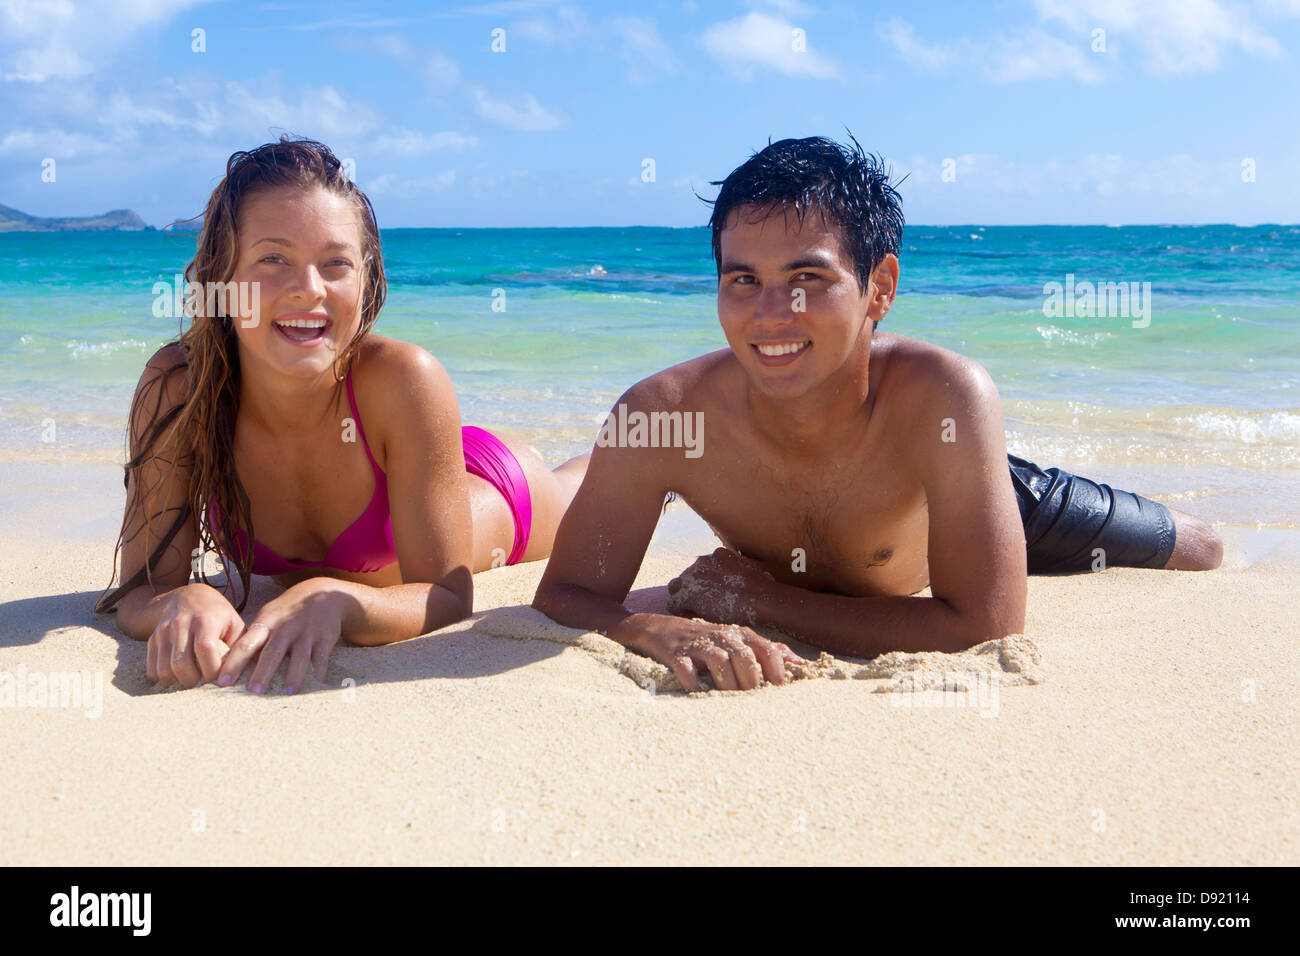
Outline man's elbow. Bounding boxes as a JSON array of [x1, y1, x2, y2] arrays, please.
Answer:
[[531, 579, 589, 628], [940, 599, 1024, 652], [961, 608, 1025, 649], [530, 581, 559, 619]]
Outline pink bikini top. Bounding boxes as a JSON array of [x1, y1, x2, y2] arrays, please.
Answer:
[[209, 373, 397, 575]]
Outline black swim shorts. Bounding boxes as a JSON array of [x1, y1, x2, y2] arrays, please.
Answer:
[[1008, 454, 1177, 574]]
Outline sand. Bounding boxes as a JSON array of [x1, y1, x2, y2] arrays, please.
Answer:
[[1, 463, 1297, 865]]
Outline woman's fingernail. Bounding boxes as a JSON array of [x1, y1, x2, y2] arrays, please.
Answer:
[[249, 682, 263, 694], [217, 675, 232, 687], [284, 686, 296, 696]]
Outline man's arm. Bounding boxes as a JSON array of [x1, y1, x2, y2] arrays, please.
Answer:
[[532, 384, 674, 634], [671, 355, 1027, 657], [533, 382, 799, 691]]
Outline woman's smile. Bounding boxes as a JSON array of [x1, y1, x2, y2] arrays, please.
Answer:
[[272, 311, 332, 346]]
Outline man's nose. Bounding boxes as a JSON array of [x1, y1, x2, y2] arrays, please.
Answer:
[[753, 282, 798, 324]]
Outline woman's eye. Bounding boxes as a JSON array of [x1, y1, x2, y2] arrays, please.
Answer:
[[259, 254, 284, 264], [327, 259, 353, 268]]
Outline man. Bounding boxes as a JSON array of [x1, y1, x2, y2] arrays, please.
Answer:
[[532, 136, 1222, 693]]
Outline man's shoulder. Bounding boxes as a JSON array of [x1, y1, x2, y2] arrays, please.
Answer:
[[618, 348, 737, 412], [878, 334, 999, 406]]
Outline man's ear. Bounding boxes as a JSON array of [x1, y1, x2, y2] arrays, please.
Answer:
[[867, 254, 899, 324]]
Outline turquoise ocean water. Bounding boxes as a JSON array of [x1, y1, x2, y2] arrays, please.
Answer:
[[1, 225, 1297, 527]]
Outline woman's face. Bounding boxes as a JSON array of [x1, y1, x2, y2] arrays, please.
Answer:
[[230, 185, 366, 382]]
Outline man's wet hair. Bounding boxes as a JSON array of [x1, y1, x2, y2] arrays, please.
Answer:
[[704, 134, 904, 329]]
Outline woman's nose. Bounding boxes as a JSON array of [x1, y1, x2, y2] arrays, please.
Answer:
[[287, 263, 326, 301]]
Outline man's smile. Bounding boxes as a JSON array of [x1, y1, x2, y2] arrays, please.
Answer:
[[752, 339, 811, 364]]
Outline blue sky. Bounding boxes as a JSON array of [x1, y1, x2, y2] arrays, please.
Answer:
[[3, 0, 1299, 227]]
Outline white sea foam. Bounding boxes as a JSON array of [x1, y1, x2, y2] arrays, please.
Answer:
[[1174, 410, 1300, 445], [66, 339, 150, 359], [1034, 325, 1113, 347]]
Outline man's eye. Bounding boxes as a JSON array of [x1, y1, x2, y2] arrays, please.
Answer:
[[734, 275, 755, 284], [793, 272, 819, 281]]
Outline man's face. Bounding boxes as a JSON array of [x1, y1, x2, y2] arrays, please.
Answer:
[[717, 204, 890, 400]]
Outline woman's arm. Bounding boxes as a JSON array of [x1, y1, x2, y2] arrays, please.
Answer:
[[110, 346, 248, 685], [111, 345, 199, 638], [216, 342, 476, 692], [364, 339, 475, 632]]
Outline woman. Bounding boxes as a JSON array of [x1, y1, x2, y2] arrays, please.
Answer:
[[97, 137, 588, 694]]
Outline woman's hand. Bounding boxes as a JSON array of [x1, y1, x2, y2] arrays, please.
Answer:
[[146, 584, 242, 688], [217, 578, 348, 695]]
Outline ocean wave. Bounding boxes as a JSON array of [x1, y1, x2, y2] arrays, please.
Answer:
[[1034, 325, 1114, 347], [66, 339, 150, 359], [1005, 430, 1299, 471], [1173, 410, 1300, 445]]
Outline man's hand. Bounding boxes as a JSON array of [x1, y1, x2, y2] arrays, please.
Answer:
[[217, 578, 347, 695], [612, 611, 802, 692], [666, 547, 775, 626]]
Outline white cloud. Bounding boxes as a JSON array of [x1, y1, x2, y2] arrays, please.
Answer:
[[700, 11, 839, 80], [512, 5, 590, 44], [1033, 0, 1283, 75], [878, 18, 952, 70], [424, 51, 462, 90], [0, 126, 113, 157], [608, 15, 680, 83], [469, 86, 567, 131], [219, 79, 387, 143], [370, 130, 479, 156], [510, 6, 678, 83], [985, 27, 1106, 84], [882, 0, 1295, 85], [0, 68, 479, 167], [321, 35, 564, 133], [0, 0, 211, 83], [364, 170, 457, 199], [881, 19, 1103, 84], [335, 32, 413, 60], [745, 0, 815, 17], [903, 151, 1241, 202]]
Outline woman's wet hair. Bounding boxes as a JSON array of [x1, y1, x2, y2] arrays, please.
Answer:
[[703, 133, 905, 327], [97, 136, 386, 613]]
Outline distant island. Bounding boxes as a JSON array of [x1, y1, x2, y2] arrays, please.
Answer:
[[0, 203, 152, 232]]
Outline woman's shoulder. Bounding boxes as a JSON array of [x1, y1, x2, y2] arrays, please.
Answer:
[[352, 335, 451, 392], [350, 335, 459, 425], [135, 342, 189, 403], [144, 341, 188, 373]]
